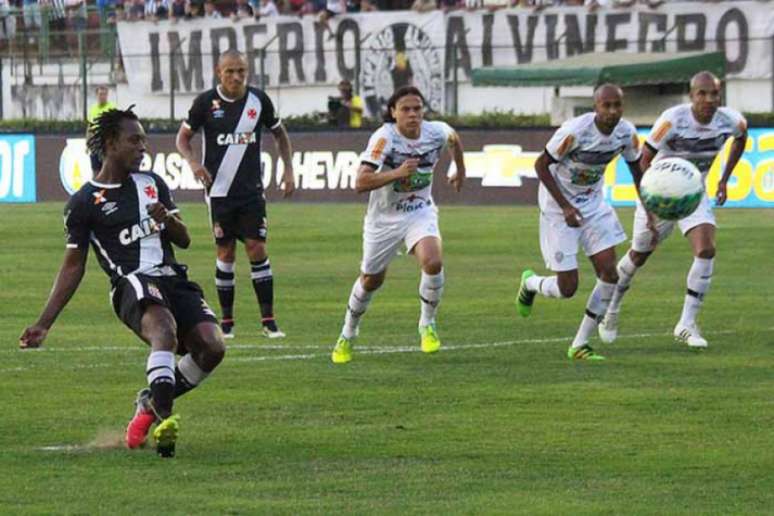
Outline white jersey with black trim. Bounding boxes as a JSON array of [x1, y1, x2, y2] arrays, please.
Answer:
[[542, 112, 640, 217], [645, 103, 747, 175], [360, 120, 455, 226]]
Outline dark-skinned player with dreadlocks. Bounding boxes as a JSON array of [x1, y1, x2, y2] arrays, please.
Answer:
[[19, 107, 226, 458]]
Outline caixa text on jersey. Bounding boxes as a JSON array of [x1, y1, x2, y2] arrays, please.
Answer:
[[216, 132, 257, 146]]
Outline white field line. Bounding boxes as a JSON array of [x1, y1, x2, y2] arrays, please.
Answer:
[[4, 327, 771, 374]]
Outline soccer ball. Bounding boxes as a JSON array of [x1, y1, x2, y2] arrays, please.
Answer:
[[640, 157, 704, 220]]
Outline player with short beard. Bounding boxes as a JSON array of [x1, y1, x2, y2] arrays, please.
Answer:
[[176, 49, 295, 341], [20, 107, 225, 458]]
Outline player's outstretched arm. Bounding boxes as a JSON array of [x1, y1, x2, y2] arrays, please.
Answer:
[[19, 248, 88, 349], [355, 160, 416, 193], [271, 124, 295, 198], [716, 131, 748, 206], [446, 131, 465, 192], [176, 124, 212, 189], [534, 152, 582, 227]]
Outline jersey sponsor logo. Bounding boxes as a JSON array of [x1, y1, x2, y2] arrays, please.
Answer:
[[211, 99, 225, 119], [119, 218, 160, 246], [392, 193, 432, 213], [216, 132, 257, 146], [147, 282, 163, 300], [651, 121, 672, 143]]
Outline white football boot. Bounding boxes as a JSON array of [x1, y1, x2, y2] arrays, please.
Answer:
[[674, 322, 708, 349]]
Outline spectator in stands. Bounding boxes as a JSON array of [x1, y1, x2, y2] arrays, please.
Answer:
[[23, 0, 41, 31], [169, 0, 186, 20], [230, 0, 253, 19], [0, 0, 17, 40], [187, 0, 204, 17], [145, 0, 170, 20], [203, 0, 221, 17], [411, 0, 434, 13], [317, 0, 344, 39], [257, 0, 278, 16], [438, 0, 460, 12], [128, 0, 146, 19]]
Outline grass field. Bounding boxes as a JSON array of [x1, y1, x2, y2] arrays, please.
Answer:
[[1, 202, 773, 514]]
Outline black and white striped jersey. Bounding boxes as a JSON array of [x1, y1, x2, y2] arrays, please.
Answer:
[[183, 85, 280, 199], [64, 172, 183, 284]]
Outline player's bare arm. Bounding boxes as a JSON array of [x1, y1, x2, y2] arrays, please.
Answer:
[[355, 159, 417, 193], [19, 248, 88, 349], [534, 152, 582, 227], [716, 131, 747, 206], [446, 131, 465, 192], [176, 124, 212, 188], [639, 143, 656, 175], [147, 202, 191, 249], [271, 124, 295, 198]]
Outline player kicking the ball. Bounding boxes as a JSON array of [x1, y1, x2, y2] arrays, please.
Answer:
[[598, 71, 747, 349], [330, 86, 466, 364], [517, 84, 644, 361], [19, 107, 225, 457]]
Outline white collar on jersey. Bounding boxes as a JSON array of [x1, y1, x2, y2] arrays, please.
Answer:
[[89, 179, 122, 189], [216, 85, 247, 103]]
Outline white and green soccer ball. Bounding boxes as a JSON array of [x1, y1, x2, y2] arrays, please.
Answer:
[[640, 157, 704, 220]]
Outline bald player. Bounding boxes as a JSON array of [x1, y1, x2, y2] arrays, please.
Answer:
[[177, 49, 295, 340], [598, 71, 747, 349], [517, 84, 645, 361]]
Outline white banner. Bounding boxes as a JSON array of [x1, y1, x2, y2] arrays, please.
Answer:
[[117, 1, 773, 106]]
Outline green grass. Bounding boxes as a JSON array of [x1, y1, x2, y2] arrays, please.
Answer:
[[1, 202, 773, 514]]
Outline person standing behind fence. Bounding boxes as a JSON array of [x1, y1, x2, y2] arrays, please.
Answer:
[[87, 85, 117, 173], [176, 49, 295, 341]]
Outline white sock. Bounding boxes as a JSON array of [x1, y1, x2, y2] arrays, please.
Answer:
[[419, 269, 445, 327], [571, 279, 616, 349], [526, 274, 564, 299], [146, 350, 176, 386], [679, 257, 713, 327], [177, 354, 209, 386], [342, 278, 374, 339], [607, 253, 639, 314]]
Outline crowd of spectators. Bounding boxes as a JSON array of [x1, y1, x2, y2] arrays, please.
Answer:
[[0, 0, 762, 42]]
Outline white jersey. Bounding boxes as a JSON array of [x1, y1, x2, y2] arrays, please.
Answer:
[[360, 120, 455, 226], [646, 103, 747, 175], [541, 112, 640, 217]]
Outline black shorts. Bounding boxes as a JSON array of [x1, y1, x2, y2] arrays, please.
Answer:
[[111, 273, 218, 349], [208, 195, 268, 244]]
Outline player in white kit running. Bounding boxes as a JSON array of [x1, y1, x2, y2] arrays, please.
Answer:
[[331, 86, 466, 364], [516, 84, 644, 361], [598, 71, 748, 349]]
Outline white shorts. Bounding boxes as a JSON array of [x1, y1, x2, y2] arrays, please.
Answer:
[[631, 193, 715, 253], [361, 209, 441, 275], [539, 204, 627, 272]]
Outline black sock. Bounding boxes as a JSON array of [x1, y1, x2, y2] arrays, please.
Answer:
[[150, 378, 175, 419], [173, 367, 196, 399], [251, 258, 274, 320]]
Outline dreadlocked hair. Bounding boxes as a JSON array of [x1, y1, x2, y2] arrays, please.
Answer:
[[86, 105, 139, 158]]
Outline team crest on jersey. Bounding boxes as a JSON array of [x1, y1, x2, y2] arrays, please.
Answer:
[[147, 282, 162, 300], [144, 184, 157, 199], [247, 108, 257, 120], [211, 99, 224, 119], [92, 189, 107, 204]]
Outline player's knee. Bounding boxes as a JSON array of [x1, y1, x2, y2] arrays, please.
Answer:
[[422, 259, 442, 275], [217, 245, 236, 263], [245, 240, 267, 260], [149, 326, 177, 352], [599, 269, 619, 285], [202, 336, 226, 370], [361, 274, 384, 291], [557, 276, 578, 298], [697, 247, 715, 259], [629, 250, 650, 267]]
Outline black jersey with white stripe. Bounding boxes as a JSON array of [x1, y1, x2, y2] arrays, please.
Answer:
[[184, 85, 280, 199], [64, 172, 183, 284]]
